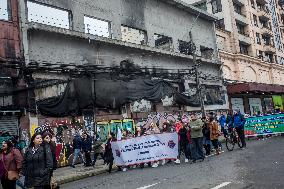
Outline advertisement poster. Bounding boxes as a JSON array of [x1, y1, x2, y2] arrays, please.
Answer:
[[272, 96, 283, 111], [244, 113, 284, 136]]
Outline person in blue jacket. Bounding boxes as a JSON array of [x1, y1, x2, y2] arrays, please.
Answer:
[[70, 133, 86, 168], [219, 111, 227, 137], [233, 110, 246, 148]]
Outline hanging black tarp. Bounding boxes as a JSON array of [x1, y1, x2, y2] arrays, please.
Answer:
[[37, 78, 224, 117]]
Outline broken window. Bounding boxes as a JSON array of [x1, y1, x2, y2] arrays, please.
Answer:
[[0, 0, 9, 21], [200, 46, 214, 59], [154, 34, 173, 51], [216, 19, 225, 30], [27, 1, 70, 29], [178, 40, 193, 55], [84, 16, 110, 38], [121, 26, 147, 45]]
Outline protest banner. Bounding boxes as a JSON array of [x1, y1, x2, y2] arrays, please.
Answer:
[[111, 133, 178, 166], [244, 113, 284, 136]]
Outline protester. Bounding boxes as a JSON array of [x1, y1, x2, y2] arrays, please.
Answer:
[[42, 131, 59, 189], [162, 122, 171, 133], [202, 117, 211, 156], [219, 111, 227, 137], [104, 133, 115, 173], [70, 133, 85, 168], [190, 114, 205, 163], [233, 111, 247, 148], [23, 133, 53, 189], [209, 117, 220, 155], [145, 123, 160, 168], [92, 135, 104, 167], [0, 140, 23, 189], [82, 132, 92, 167], [175, 122, 190, 164]]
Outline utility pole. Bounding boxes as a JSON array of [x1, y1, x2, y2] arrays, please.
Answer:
[[190, 32, 205, 117]]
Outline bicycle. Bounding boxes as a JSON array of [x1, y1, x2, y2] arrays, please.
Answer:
[[225, 127, 243, 151]]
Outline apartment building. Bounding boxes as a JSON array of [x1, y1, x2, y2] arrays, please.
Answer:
[[187, 0, 284, 114]]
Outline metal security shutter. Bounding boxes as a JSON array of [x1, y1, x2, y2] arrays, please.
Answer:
[[0, 116, 19, 135]]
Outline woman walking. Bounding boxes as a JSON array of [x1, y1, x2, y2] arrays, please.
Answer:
[[82, 132, 92, 167], [42, 131, 59, 189], [23, 133, 53, 189], [0, 140, 23, 189], [104, 133, 115, 173], [209, 117, 221, 155]]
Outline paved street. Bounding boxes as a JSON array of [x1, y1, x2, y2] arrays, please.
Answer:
[[61, 136, 284, 189]]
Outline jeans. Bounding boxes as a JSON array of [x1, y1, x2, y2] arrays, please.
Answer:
[[178, 141, 190, 159], [190, 137, 205, 161], [72, 149, 85, 166], [236, 127, 246, 147]]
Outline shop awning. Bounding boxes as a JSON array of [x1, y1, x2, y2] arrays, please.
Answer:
[[227, 83, 284, 95]]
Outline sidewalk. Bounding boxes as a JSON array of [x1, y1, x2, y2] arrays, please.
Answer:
[[54, 160, 114, 185]]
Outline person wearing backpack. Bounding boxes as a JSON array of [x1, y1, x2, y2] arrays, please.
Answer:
[[22, 133, 53, 189], [0, 140, 23, 189]]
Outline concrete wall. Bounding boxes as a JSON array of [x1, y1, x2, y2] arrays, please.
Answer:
[[23, 0, 218, 60]]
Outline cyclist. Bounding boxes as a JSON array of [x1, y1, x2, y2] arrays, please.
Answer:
[[233, 110, 246, 148]]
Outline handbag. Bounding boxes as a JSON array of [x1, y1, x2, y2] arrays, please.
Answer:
[[2, 150, 20, 180]]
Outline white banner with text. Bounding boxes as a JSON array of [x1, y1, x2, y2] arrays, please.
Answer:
[[111, 133, 178, 166]]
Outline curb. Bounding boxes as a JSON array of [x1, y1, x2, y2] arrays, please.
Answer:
[[56, 167, 117, 185]]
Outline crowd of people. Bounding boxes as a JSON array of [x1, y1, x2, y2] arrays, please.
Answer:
[[0, 110, 247, 189]]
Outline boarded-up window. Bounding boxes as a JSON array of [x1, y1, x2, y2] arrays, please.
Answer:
[[121, 26, 147, 45], [84, 16, 110, 38], [154, 34, 172, 51], [0, 0, 9, 20], [27, 1, 70, 29], [178, 40, 193, 55], [200, 46, 214, 59]]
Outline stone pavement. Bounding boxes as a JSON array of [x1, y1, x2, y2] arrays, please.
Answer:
[[54, 160, 113, 185]]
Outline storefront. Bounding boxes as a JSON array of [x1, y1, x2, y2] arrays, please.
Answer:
[[227, 83, 284, 115]]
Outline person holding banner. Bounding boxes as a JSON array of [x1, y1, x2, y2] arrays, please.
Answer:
[[175, 123, 190, 164]]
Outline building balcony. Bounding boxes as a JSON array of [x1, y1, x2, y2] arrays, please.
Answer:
[[234, 12, 248, 25], [238, 32, 251, 44], [261, 26, 273, 36], [263, 44, 276, 53]]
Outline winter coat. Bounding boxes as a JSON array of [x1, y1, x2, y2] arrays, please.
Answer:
[[202, 124, 211, 140], [186, 129, 192, 144], [23, 144, 53, 188], [178, 128, 188, 144], [209, 121, 220, 140], [175, 122, 182, 133], [73, 135, 82, 150], [93, 140, 104, 154], [44, 141, 57, 170], [233, 113, 246, 129], [82, 137, 92, 152], [219, 115, 226, 128], [226, 114, 233, 128], [190, 119, 204, 138], [104, 138, 114, 163], [0, 148, 23, 174]]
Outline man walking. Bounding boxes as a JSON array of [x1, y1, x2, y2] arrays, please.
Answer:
[[233, 110, 246, 148], [70, 133, 86, 168], [190, 114, 205, 162]]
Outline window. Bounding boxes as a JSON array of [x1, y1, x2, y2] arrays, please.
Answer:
[[27, 1, 70, 29], [262, 35, 271, 45], [257, 50, 263, 59], [178, 40, 193, 55], [216, 19, 225, 30], [84, 16, 110, 38], [234, 3, 242, 15], [256, 33, 261, 44], [253, 14, 258, 26], [236, 23, 246, 35], [239, 43, 249, 55], [211, 0, 222, 13], [259, 18, 269, 29], [264, 52, 273, 62], [0, 0, 9, 20], [251, 0, 255, 8], [154, 34, 173, 51], [200, 46, 214, 59], [121, 26, 147, 45]]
